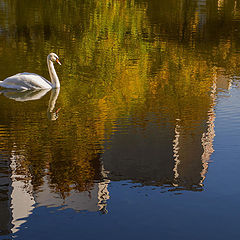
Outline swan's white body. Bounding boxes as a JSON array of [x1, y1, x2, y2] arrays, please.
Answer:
[[0, 53, 61, 90]]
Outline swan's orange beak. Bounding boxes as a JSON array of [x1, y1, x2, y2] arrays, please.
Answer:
[[56, 58, 61, 65]]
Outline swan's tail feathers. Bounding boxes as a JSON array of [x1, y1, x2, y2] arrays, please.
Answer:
[[0, 81, 5, 88], [0, 81, 27, 90], [0, 81, 4, 91], [0, 82, 3, 94]]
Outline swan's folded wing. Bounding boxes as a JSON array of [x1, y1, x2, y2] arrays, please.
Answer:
[[1, 73, 52, 90]]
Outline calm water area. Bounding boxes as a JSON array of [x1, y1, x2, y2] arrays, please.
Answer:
[[0, 0, 240, 239]]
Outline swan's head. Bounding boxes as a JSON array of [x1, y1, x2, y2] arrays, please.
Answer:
[[48, 53, 61, 65]]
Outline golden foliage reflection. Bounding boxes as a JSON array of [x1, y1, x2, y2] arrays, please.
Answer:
[[0, 0, 240, 201]]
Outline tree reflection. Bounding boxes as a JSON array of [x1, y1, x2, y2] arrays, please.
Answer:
[[0, 0, 239, 215]]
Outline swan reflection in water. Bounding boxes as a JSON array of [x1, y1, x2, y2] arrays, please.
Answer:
[[0, 88, 61, 120]]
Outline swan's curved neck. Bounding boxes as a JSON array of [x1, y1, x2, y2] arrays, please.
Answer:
[[47, 59, 60, 88]]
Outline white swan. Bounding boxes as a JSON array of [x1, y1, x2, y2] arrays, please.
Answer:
[[0, 53, 61, 90]]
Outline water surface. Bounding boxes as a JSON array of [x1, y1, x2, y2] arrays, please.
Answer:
[[0, 0, 240, 239]]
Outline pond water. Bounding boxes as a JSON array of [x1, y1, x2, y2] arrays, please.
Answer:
[[0, 0, 240, 239]]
